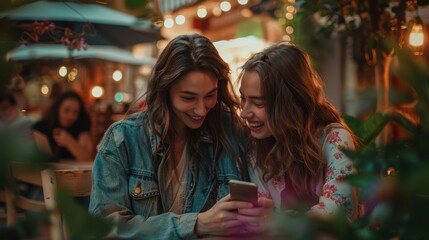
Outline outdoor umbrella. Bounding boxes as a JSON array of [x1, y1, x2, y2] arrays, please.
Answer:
[[6, 44, 156, 66], [0, 0, 163, 47]]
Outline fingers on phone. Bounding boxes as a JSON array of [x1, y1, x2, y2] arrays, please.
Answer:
[[226, 201, 253, 210], [258, 197, 274, 208]]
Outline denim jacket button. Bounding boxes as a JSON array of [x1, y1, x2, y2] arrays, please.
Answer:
[[134, 181, 142, 194]]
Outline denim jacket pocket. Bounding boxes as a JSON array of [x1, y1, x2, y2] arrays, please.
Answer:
[[217, 177, 231, 201], [128, 171, 160, 217]]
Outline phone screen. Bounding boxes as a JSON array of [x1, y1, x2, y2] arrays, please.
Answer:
[[229, 179, 258, 207]]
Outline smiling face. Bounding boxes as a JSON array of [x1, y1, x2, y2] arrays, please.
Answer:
[[169, 71, 218, 134], [58, 98, 80, 128], [239, 70, 272, 139]]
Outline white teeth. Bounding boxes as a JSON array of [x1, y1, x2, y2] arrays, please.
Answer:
[[190, 115, 202, 120], [249, 122, 263, 128]]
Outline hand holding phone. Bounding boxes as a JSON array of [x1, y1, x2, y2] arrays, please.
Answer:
[[228, 179, 258, 207]]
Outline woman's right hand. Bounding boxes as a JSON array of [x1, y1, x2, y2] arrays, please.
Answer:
[[195, 194, 253, 236]]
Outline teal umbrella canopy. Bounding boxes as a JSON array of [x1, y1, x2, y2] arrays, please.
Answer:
[[6, 44, 156, 65], [0, 0, 163, 46]]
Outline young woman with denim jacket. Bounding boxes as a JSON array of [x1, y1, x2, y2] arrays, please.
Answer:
[[89, 34, 272, 239]]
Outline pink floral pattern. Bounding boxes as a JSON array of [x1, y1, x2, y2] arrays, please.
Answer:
[[334, 152, 343, 159], [327, 131, 341, 144], [272, 176, 285, 192], [249, 124, 358, 221], [310, 126, 357, 220]]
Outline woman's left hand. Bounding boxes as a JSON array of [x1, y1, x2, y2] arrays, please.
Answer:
[[236, 196, 274, 234], [53, 128, 74, 148]]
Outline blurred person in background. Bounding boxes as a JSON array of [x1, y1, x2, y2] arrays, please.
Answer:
[[32, 90, 93, 162], [0, 88, 33, 138], [41, 81, 64, 120]]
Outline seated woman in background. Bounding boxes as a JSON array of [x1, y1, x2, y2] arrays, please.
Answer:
[[32, 90, 93, 162], [237, 43, 359, 230]]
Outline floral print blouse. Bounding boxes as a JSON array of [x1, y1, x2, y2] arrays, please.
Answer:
[[248, 123, 358, 221]]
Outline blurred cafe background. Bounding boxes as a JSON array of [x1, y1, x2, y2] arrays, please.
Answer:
[[1, 0, 429, 145]]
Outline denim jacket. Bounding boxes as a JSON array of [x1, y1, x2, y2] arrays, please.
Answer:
[[89, 111, 249, 239]]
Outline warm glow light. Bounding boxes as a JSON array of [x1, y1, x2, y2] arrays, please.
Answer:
[[286, 26, 294, 34], [175, 15, 186, 25], [197, 6, 207, 18], [91, 86, 103, 98], [212, 6, 222, 16], [164, 17, 174, 28], [241, 8, 252, 18], [41, 84, 49, 95], [283, 35, 292, 42], [68, 68, 77, 81], [140, 65, 152, 76], [409, 24, 424, 47], [285, 13, 294, 20], [238, 0, 248, 5], [156, 40, 168, 50], [220, 1, 231, 12], [58, 66, 67, 77], [113, 70, 123, 81], [408, 18, 425, 56], [68, 72, 76, 81]]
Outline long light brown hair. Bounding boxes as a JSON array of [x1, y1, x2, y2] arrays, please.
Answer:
[[240, 43, 358, 201], [143, 33, 246, 178]]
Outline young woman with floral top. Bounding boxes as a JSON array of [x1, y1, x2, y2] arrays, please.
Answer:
[[237, 43, 359, 228]]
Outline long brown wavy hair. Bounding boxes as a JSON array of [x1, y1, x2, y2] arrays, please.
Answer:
[[143, 33, 246, 178], [240, 43, 358, 202]]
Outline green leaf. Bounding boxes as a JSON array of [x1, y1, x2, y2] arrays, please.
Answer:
[[387, 111, 417, 138], [346, 173, 379, 188], [406, 164, 429, 196], [56, 189, 114, 240], [343, 113, 389, 145]]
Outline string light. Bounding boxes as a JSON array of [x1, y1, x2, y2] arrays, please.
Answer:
[[163, 17, 174, 28], [212, 6, 222, 16], [58, 66, 67, 77], [91, 86, 103, 98], [112, 70, 122, 81], [175, 15, 186, 25], [41, 84, 49, 95], [278, 0, 296, 42], [197, 6, 207, 18], [220, 1, 232, 12]]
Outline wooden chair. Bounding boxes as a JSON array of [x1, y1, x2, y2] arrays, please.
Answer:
[[5, 162, 46, 228], [5, 161, 92, 240]]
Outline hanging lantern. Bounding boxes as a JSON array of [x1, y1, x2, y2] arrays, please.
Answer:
[[408, 17, 425, 55]]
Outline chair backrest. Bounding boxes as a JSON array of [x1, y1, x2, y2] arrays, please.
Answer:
[[5, 161, 93, 240], [5, 162, 47, 226], [41, 167, 92, 207]]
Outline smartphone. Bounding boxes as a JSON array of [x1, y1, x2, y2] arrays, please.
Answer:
[[228, 179, 258, 207]]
